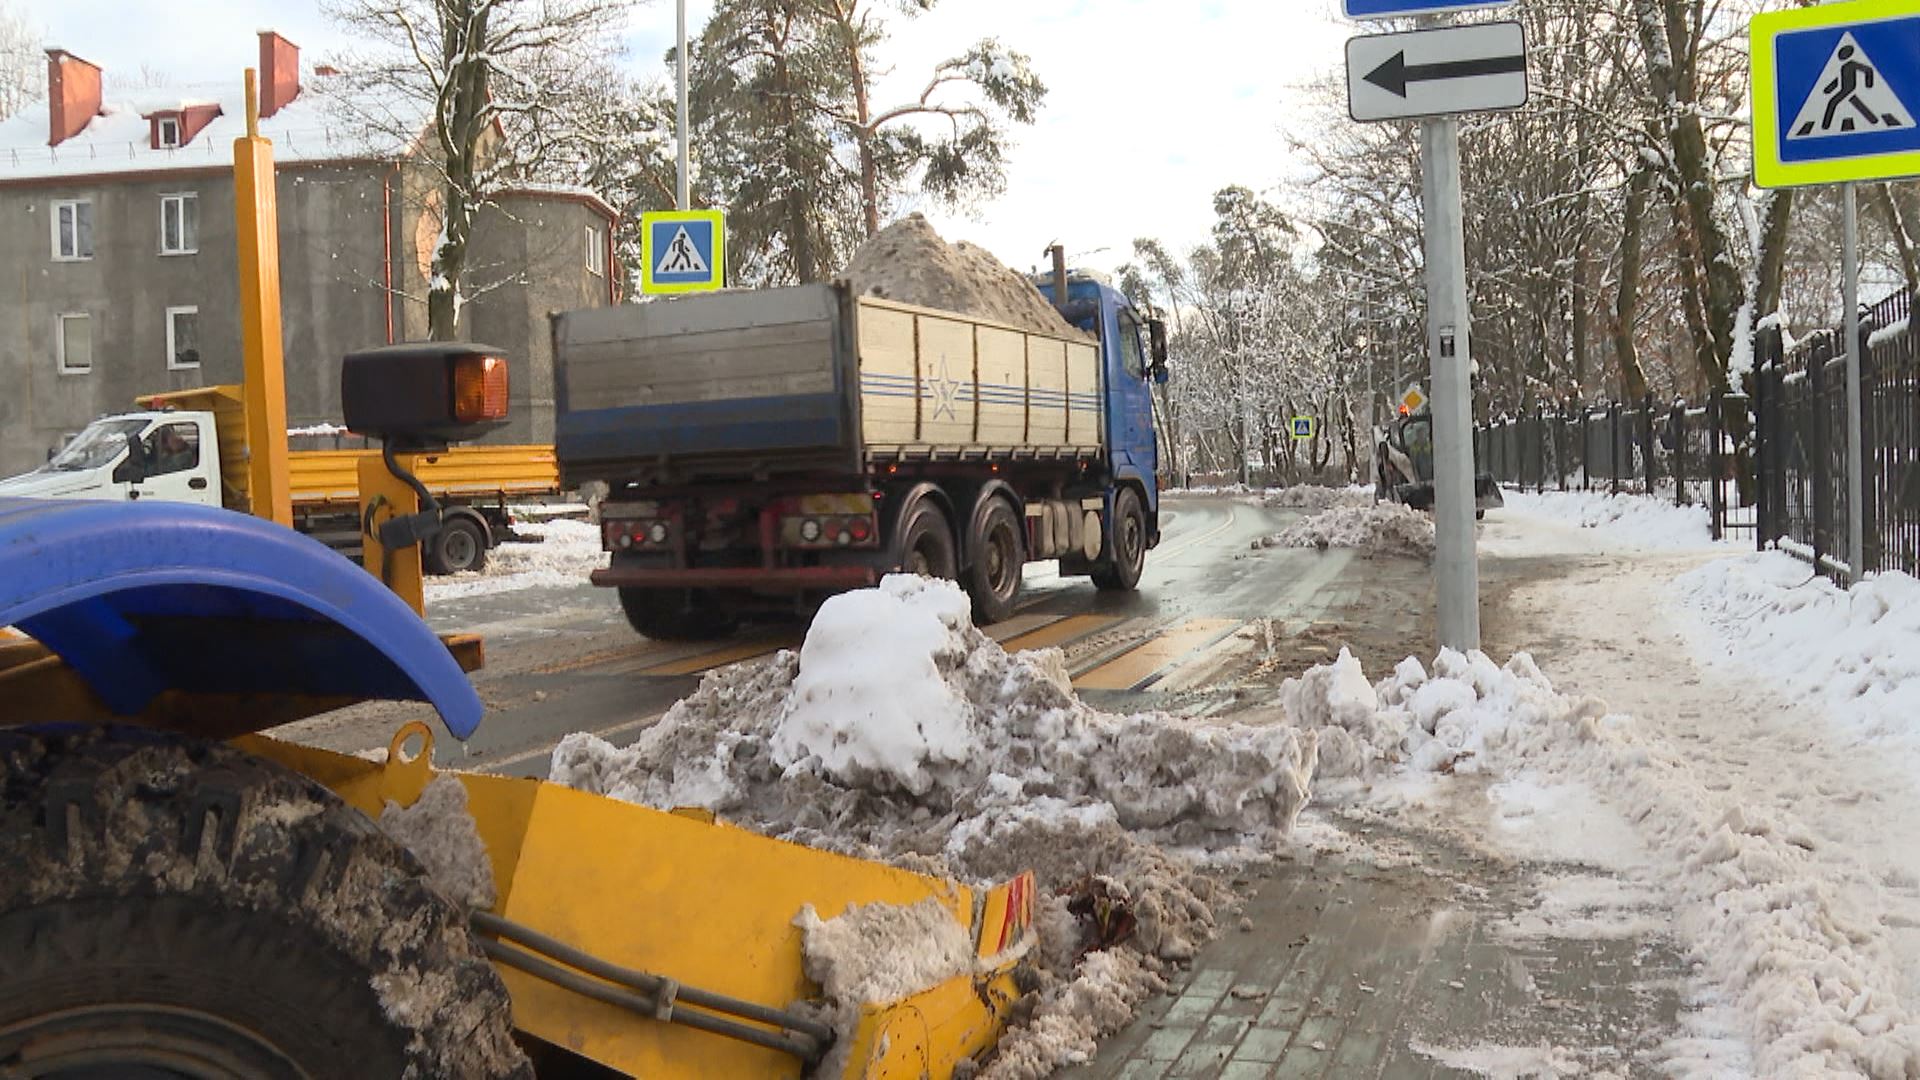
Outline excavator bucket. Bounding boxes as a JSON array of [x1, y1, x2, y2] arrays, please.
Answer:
[[242, 724, 1035, 1079]]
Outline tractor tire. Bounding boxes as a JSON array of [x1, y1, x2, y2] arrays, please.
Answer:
[[0, 729, 528, 1080], [963, 497, 1024, 625], [898, 500, 959, 581], [1091, 487, 1147, 592], [425, 513, 490, 576], [618, 585, 738, 641]]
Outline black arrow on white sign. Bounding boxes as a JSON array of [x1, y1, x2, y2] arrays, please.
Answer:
[[1364, 50, 1526, 98]]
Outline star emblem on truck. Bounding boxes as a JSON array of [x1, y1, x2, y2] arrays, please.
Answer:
[[929, 354, 962, 422]]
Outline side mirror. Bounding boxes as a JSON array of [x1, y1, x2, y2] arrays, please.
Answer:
[[1147, 318, 1169, 364]]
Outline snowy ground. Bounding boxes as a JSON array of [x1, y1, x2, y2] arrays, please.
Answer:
[[1494, 488, 1733, 552], [424, 517, 602, 602]]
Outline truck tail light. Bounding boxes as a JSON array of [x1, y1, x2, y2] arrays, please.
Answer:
[[452, 354, 509, 423], [848, 517, 872, 543]]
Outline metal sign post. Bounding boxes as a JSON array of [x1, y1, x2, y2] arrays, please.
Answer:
[[1843, 182, 1866, 583], [1347, 18, 1522, 651], [1421, 115, 1481, 650], [676, 0, 690, 211]]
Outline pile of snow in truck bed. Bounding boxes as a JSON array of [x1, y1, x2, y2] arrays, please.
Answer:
[[838, 213, 1085, 340], [1254, 502, 1434, 558]]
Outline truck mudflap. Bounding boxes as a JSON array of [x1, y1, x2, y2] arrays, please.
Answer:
[[0, 497, 482, 739]]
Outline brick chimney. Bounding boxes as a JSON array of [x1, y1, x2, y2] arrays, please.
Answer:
[[45, 49, 101, 147], [258, 31, 299, 118]]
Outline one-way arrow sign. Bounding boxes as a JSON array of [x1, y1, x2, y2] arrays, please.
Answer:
[[1348, 22, 1529, 123]]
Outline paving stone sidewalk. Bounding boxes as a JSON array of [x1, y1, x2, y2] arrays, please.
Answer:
[[1066, 812, 1687, 1079]]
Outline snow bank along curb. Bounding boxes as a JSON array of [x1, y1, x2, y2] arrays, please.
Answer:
[[550, 574, 1317, 1075], [1302, 647, 1920, 1077], [1672, 550, 1920, 746], [424, 518, 602, 601], [1255, 502, 1435, 558], [1498, 489, 1725, 551]]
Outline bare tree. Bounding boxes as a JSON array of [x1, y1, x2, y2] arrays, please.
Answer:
[[0, 1, 42, 122], [324, 0, 633, 338]]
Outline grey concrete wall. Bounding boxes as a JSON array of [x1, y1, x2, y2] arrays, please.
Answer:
[[0, 163, 611, 475]]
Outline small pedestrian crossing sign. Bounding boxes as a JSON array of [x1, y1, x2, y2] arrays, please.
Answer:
[[1753, 2, 1920, 188], [1788, 33, 1915, 139], [641, 209, 725, 294], [1291, 416, 1317, 440]]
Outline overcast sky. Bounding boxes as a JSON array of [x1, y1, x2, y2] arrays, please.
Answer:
[[20, 0, 1353, 276]]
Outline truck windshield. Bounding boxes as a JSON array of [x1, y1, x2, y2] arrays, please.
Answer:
[[48, 419, 147, 471]]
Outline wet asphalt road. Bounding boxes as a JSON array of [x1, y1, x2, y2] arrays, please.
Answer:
[[272, 494, 1434, 778]]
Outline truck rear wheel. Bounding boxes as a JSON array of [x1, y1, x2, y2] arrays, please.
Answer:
[[618, 586, 738, 641], [964, 497, 1024, 625], [0, 729, 528, 1080], [426, 513, 490, 576], [899, 500, 958, 581], [1091, 487, 1147, 592]]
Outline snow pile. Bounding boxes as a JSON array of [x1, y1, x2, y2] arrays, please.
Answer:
[[1500, 489, 1724, 551], [1255, 502, 1434, 558], [286, 422, 349, 437], [424, 518, 602, 601], [1672, 551, 1920, 745], [378, 775, 497, 910], [1259, 484, 1373, 511], [795, 897, 977, 1006], [1281, 648, 1920, 1077], [839, 214, 1086, 339], [550, 574, 1316, 1073]]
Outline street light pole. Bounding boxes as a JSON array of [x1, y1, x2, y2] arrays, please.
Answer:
[[676, 0, 690, 211]]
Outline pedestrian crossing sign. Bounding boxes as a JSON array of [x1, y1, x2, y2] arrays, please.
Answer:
[[1291, 416, 1317, 440], [1753, 0, 1920, 188], [640, 209, 726, 294]]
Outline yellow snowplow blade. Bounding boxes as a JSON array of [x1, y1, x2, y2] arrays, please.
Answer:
[[241, 724, 1034, 1078]]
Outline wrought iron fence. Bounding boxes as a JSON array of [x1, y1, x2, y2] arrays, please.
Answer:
[[1472, 392, 1755, 543], [1755, 288, 1920, 579]]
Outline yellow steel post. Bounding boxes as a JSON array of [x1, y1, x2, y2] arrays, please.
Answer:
[[234, 68, 292, 527], [357, 454, 428, 616]]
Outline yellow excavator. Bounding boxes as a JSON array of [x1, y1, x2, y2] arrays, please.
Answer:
[[0, 69, 1032, 1078]]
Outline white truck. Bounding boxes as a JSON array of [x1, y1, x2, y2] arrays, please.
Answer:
[[0, 386, 562, 573]]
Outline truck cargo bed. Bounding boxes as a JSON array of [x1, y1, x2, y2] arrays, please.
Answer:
[[553, 284, 1103, 487]]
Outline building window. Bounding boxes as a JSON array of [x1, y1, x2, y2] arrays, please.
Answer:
[[166, 306, 200, 370], [52, 199, 93, 261], [157, 117, 180, 148], [57, 313, 92, 375], [160, 193, 198, 255], [585, 224, 606, 277]]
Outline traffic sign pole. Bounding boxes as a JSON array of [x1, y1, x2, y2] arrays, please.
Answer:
[[1843, 181, 1866, 584], [1421, 113, 1481, 651], [676, 0, 690, 211]]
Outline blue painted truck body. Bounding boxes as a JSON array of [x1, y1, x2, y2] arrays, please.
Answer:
[[550, 278, 1163, 625]]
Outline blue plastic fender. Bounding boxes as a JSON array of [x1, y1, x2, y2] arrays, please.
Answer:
[[0, 497, 483, 739]]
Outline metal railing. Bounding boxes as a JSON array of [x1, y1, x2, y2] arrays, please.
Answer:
[[1755, 288, 1920, 579], [1472, 392, 1755, 543]]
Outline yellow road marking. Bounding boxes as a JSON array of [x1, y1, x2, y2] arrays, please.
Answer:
[[1072, 618, 1241, 691], [640, 638, 795, 677], [999, 614, 1120, 654], [983, 611, 1060, 643]]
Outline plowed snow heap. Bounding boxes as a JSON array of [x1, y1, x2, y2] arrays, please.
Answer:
[[838, 213, 1088, 339]]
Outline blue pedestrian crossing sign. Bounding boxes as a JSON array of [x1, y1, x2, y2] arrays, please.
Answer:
[[1753, 1, 1920, 188], [1344, 0, 1512, 19], [1291, 416, 1318, 441], [640, 209, 726, 294]]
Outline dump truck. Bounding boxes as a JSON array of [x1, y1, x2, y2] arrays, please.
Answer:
[[0, 79, 1036, 1077], [0, 384, 562, 574], [553, 271, 1170, 639]]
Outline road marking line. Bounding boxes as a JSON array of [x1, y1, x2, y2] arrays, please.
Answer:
[[983, 611, 1061, 643], [1154, 503, 1240, 562], [531, 639, 671, 676], [482, 710, 667, 773], [999, 614, 1120, 653], [1072, 618, 1241, 691], [640, 638, 794, 677]]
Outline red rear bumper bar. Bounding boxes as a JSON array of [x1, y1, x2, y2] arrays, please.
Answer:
[[590, 566, 881, 590]]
